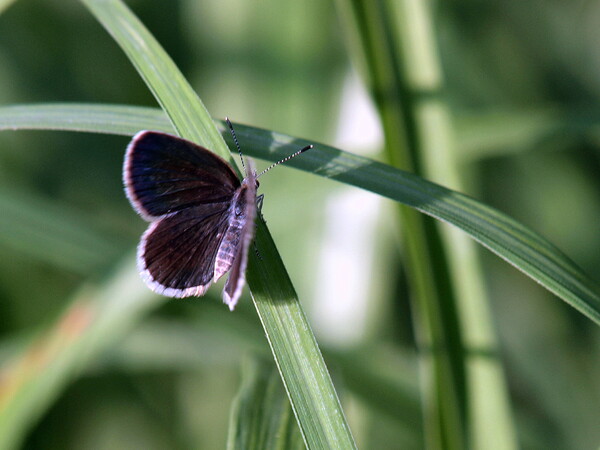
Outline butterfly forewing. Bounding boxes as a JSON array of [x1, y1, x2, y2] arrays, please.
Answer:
[[124, 131, 240, 219]]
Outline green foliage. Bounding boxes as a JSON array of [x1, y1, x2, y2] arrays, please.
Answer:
[[0, 0, 599, 449]]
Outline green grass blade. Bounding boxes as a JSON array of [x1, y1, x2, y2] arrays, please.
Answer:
[[4, 103, 599, 164], [390, 0, 517, 447], [1, 103, 599, 325], [236, 125, 600, 327], [334, 1, 468, 446], [0, 186, 125, 274], [0, 103, 171, 135], [457, 107, 600, 162], [76, 1, 357, 448], [0, 0, 17, 15], [246, 223, 358, 448]]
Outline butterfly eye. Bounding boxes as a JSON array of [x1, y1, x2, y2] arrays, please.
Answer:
[[255, 180, 260, 188]]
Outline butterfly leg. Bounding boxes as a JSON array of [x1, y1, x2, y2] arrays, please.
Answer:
[[256, 194, 264, 214], [252, 200, 264, 261], [253, 242, 263, 261]]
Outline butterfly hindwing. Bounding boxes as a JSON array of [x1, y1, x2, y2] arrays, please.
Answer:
[[124, 131, 241, 219], [138, 202, 232, 297]]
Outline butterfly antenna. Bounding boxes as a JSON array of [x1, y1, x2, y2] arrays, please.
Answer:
[[225, 117, 246, 173], [257, 144, 313, 178]]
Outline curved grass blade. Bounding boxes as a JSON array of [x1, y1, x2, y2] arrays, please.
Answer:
[[236, 124, 600, 327], [1, 103, 599, 325], [0, 103, 172, 135], [2, 103, 599, 325]]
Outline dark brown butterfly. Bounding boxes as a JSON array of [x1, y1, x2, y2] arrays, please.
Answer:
[[123, 120, 311, 310]]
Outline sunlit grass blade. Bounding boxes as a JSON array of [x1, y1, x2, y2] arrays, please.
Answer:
[[388, 0, 517, 447], [0, 103, 172, 135], [4, 104, 599, 165], [0, 0, 17, 15], [334, 0, 470, 446], [77, 1, 357, 448]]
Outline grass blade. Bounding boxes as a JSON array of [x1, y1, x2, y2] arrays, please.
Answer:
[[2, 103, 599, 325], [227, 358, 304, 450], [0, 0, 17, 15], [0, 186, 125, 274], [0, 103, 171, 135], [334, 0, 468, 446]]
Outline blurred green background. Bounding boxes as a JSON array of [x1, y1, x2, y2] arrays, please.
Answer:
[[1, 0, 599, 448]]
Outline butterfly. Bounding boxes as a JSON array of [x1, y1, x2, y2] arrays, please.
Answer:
[[123, 119, 311, 310]]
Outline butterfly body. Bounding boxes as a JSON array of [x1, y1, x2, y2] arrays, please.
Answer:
[[124, 130, 256, 310], [215, 173, 257, 305]]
